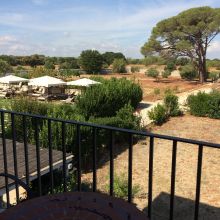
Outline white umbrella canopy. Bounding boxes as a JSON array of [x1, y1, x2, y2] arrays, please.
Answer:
[[0, 75, 29, 84], [67, 78, 101, 87], [28, 76, 66, 87]]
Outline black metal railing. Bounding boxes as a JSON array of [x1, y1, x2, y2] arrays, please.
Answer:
[[0, 109, 220, 220]]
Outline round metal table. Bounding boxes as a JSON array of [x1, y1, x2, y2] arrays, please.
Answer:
[[0, 192, 148, 220]]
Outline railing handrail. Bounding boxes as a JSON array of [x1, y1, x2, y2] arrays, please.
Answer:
[[0, 108, 220, 149]]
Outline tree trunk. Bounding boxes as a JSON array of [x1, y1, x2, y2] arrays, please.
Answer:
[[198, 54, 207, 84]]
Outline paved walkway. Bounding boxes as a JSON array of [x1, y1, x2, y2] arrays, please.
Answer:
[[138, 84, 213, 126]]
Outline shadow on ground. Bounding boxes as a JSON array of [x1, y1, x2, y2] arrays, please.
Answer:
[[138, 102, 152, 110], [143, 192, 220, 220]]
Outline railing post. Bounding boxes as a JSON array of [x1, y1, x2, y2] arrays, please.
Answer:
[[194, 145, 203, 220], [1, 112, 10, 208], [48, 119, 54, 194], [76, 124, 81, 191], [34, 118, 42, 196], [148, 136, 154, 219], [109, 130, 114, 196], [128, 134, 133, 203], [62, 122, 67, 192], [23, 115, 30, 187], [11, 113, 19, 204], [92, 127, 97, 192], [170, 140, 177, 220]]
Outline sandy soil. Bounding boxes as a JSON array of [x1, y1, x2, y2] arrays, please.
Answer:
[[68, 71, 212, 102], [82, 115, 220, 219]]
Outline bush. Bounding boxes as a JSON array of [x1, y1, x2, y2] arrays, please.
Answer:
[[148, 104, 168, 125], [5, 98, 51, 142], [59, 69, 80, 77], [107, 173, 140, 199], [164, 93, 182, 116], [44, 61, 55, 69], [146, 68, 159, 80], [165, 60, 176, 71], [29, 66, 58, 78], [187, 92, 210, 116], [187, 91, 220, 119], [208, 72, 219, 82], [89, 104, 141, 130], [162, 69, 171, 78], [112, 58, 127, 73], [143, 56, 166, 66], [176, 57, 190, 66], [130, 66, 140, 73], [76, 77, 143, 119], [207, 91, 220, 119], [0, 59, 13, 75], [180, 64, 198, 80], [79, 50, 103, 74]]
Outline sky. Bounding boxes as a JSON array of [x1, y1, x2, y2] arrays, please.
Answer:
[[0, 0, 220, 58]]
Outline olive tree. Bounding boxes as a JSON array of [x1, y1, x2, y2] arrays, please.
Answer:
[[141, 7, 220, 83]]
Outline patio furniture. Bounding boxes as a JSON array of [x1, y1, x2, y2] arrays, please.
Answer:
[[0, 192, 148, 220]]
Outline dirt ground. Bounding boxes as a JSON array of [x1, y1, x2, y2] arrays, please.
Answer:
[[69, 71, 213, 102], [82, 115, 220, 219]]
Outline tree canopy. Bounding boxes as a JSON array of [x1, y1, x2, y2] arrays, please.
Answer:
[[102, 52, 126, 66], [141, 7, 220, 83], [79, 50, 103, 74]]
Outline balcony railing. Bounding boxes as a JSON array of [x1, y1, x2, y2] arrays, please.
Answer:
[[0, 109, 220, 220]]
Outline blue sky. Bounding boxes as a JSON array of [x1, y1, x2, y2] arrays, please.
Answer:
[[0, 0, 220, 58]]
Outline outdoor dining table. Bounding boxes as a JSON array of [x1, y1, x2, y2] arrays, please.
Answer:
[[0, 192, 148, 220]]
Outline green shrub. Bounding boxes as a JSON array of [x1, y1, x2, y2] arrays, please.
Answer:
[[112, 58, 127, 73], [5, 98, 51, 141], [187, 91, 220, 119], [187, 92, 210, 116], [146, 68, 159, 80], [148, 104, 168, 125], [0, 59, 13, 75], [180, 64, 198, 80], [143, 56, 166, 66], [176, 57, 190, 66], [208, 72, 219, 82], [59, 69, 80, 77], [164, 93, 182, 116], [44, 61, 55, 69], [165, 60, 176, 71], [162, 69, 171, 78], [207, 91, 220, 119], [107, 173, 140, 199], [76, 78, 143, 119], [130, 66, 140, 73]]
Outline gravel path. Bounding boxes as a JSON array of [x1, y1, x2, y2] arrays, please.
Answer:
[[138, 84, 213, 126]]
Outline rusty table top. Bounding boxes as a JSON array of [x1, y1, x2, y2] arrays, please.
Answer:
[[0, 192, 148, 220]]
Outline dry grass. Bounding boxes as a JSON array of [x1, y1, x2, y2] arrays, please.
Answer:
[[82, 115, 220, 219], [68, 72, 211, 102]]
